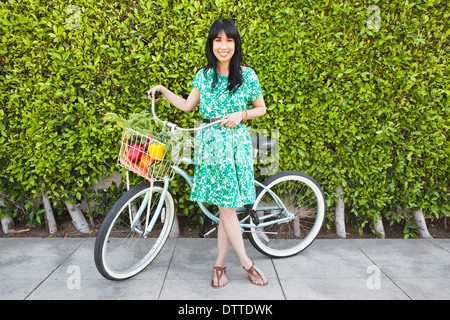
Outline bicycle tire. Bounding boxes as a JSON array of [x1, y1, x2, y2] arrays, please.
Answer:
[[247, 171, 326, 258], [94, 181, 175, 280]]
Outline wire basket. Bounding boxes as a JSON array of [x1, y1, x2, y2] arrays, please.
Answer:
[[117, 127, 177, 181]]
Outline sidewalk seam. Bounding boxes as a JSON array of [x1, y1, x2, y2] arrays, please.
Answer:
[[270, 258, 287, 300], [350, 239, 413, 300], [24, 238, 88, 300], [427, 238, 450, 254], [157, 237, 179, 300]]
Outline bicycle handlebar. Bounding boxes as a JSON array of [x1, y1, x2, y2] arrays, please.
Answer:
[[149, 94, 224, 132]]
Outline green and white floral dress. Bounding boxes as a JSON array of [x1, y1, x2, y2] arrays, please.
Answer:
[[189, 67, 262, 208]]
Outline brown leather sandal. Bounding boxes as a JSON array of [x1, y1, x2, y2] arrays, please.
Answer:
[[243, 257, 268, 286], [211, 266, 228, 288]]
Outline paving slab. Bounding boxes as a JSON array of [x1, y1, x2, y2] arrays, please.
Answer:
[[160, 238, 284, 300], [1, 237, 449, 300], [0, 238, 86, 300], [279, 277, 409, 300], [350, 239, 450, 300], [351, 239, 450, 279]]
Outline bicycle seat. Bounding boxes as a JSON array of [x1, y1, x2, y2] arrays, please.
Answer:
[[251, 136, 274, 152]]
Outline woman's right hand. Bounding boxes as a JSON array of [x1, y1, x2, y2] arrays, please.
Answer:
[[147, 85, 164, 101], [147, 84, 199, 113]]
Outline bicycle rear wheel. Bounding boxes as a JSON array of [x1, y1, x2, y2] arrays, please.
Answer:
[[247, 171, 326, 258], [94, 181, 175, 280]]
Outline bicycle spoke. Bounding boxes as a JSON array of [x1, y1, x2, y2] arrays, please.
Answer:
[[95, 182, 174, 280], [248, 172, 326, 258]]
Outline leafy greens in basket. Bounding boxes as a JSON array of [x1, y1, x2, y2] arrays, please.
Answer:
[[103, 111, 192, 163]]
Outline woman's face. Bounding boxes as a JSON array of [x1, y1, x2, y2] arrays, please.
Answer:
[[213, 30, 235, 64]]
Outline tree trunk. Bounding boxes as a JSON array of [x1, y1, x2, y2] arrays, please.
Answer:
[[335, 187, 346, 238], [42, 192, 57, 234], [64, 200, 90, 233], [1, 215, 14, 234], [294, 216, 301, 238], [373, 215, 385, 239], [412, 209, 433, 239], [0, 195, 14, 234]]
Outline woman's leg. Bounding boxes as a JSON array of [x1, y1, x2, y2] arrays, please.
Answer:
[[216, 206, 267, 285], [215, 216, 230, 267], [212, 216, 230, 286]]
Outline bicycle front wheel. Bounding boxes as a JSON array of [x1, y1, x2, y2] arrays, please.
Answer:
[[247, 171, 326, 258], [94, 181, 175, 280]]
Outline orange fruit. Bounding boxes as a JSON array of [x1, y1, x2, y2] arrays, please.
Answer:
[[148, 143, 165, 161], [139, 154, 154, 169]]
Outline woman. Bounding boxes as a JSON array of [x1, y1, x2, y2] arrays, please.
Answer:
[[148, 18, 267, 287]]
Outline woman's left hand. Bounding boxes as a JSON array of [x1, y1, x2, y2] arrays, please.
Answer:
[[220, 111, 243, 128]]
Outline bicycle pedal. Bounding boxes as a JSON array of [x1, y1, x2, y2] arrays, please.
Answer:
[[250, 210, 260, 226]]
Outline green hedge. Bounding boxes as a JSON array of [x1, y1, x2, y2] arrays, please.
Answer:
[[1, 0, 448, 236]]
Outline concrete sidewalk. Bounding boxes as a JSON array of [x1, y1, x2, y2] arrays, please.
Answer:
[[1, 238, 449, 300]]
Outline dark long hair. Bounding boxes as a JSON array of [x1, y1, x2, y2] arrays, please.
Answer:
[[204, 18, 244, 94]]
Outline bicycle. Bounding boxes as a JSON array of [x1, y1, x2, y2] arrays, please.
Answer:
[[94, 95, 326, 281]]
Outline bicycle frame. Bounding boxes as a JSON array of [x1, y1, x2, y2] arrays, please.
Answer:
[[130, 96, 293, 237], [130, 156, 293, 237]]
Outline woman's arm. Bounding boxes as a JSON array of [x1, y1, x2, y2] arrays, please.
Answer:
[[247, 94, 266, 120], [220, 93, 266, 128], [148, 85, 200, 113]]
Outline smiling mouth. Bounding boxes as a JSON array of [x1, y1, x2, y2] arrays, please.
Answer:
[[218, 51, 229, 57]]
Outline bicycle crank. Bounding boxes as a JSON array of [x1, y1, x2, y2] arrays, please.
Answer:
[[198, 225, 216, 238]]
